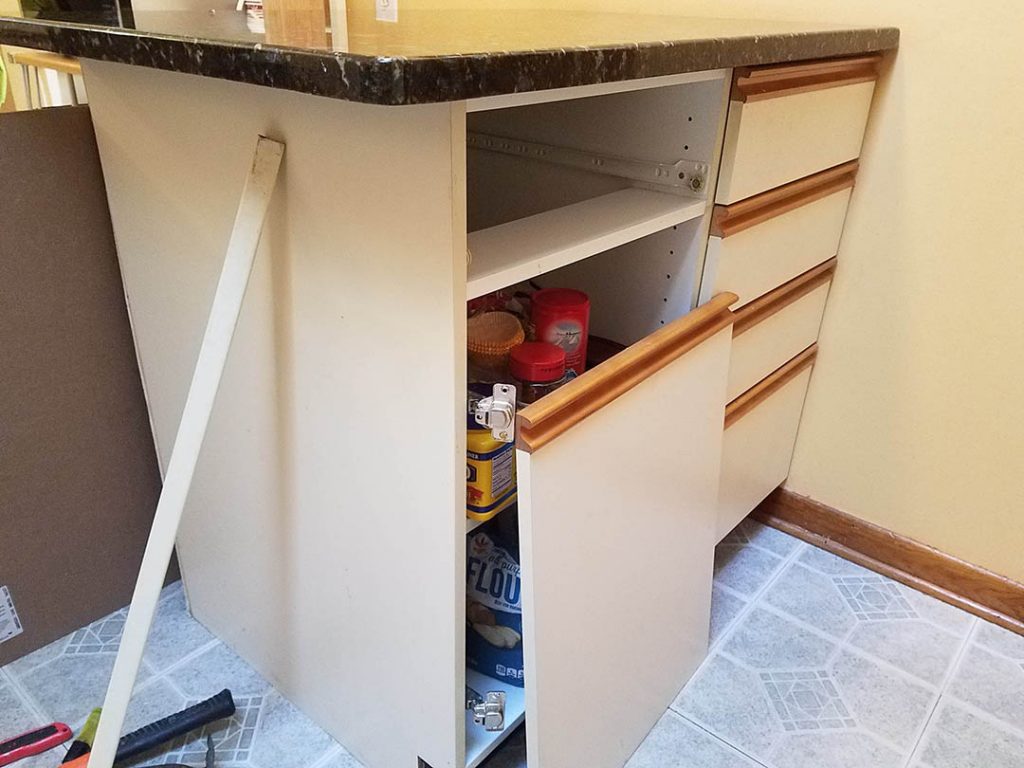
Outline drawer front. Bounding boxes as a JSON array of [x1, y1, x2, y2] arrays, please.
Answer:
[[515, 295, 734, 768], [718, 346, 816, 541], [705, 179, 850, 308], [727, 260, 834, 401], [716, 56, 880, 205]]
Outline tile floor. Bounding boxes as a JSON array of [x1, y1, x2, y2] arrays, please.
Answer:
[[2, 519, 1022, 768]]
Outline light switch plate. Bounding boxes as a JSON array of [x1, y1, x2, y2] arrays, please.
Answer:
[[375, 0, 397, 22], [0, 586, 24, 645]]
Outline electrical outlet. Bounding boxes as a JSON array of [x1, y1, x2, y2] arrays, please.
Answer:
[[376, 0, 397, 22]]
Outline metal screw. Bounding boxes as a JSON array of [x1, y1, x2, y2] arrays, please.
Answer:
[[690, 176, 704, 191]]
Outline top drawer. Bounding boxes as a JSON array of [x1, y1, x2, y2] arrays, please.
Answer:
[[716, 55, 881, 204]]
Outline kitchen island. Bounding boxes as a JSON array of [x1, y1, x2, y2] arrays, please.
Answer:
[[0, 9, 897, 768]]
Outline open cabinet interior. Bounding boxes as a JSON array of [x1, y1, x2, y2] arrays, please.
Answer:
[[462, 73, 729, 767], [466, 76, 726, 333]]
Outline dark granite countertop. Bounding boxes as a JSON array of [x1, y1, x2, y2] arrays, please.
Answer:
[[0, 7, 898, 105]]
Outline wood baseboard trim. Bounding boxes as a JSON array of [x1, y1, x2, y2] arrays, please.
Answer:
[[753, 488, 1024, 635]]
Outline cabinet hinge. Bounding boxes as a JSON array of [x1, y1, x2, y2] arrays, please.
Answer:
[[466, 688, 506, 732], [473, 383, 516, 443]]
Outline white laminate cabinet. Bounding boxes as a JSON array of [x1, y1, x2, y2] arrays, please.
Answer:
[[703, 59, 883, 548], [74, 44, 885, 768], [718, 347, 817, 541], [727, 261, 834, 401], [716, 56, 880, 204], [703, 166, 853, 308], [83, 60, 470, 768]]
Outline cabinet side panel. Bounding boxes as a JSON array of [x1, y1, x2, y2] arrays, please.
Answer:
[[82, 61, 465, 768], [518, 326, 731, 768]]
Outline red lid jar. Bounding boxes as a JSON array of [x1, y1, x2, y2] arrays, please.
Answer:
[[510, 342, 566, 384], [509, 342, 569, 406], [530, 288, 590, 375]]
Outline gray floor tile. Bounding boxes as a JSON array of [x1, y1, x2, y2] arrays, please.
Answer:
[[714, 545, 785, 597], [918, 699, 1024, 768], [710, 586, 748, 646], [123, 677, 187, 734], [897, 588, 973, 637], [974, 621, 1024, 660], [0, 677, 38, 731], [144, 581, 218, 673], [626, 711, 759, 767], [762, 563, 856, 639], [830, 649, 934, 749], [725, 519, 802, 559], [168, 642, 272, 699], [947, 643, 1024, 729], [11, 644, 146, 728], [3, 633, 72, 679], [316, 747, 365, 768], [768, 731, 904, 768], [4, 536, 1020, 768], [673, 653, 779, 756], [797, 547, 874, 577], [847, 618, 963, 686], [0, 677, 60, 768], [723, 608, 836, 670], [249, 689, 339, 768], [64, 609, 128, 655]]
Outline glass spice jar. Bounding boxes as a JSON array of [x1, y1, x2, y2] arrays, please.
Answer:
[[509, 342, 572, 406]]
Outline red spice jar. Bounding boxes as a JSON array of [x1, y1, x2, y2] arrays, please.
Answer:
[[530, 288, 590, 375], [509, 342, 571, 405]]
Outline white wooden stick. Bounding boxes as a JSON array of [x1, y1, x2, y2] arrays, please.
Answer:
[[88, 136, 284, 768]]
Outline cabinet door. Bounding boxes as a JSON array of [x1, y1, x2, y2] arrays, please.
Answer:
[[515, 296, 734, 768]]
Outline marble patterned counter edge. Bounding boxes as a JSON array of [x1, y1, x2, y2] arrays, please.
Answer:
[[0, 17, 898, 106]]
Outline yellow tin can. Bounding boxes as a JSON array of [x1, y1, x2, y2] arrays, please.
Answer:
[[467, 388, 517, 522]]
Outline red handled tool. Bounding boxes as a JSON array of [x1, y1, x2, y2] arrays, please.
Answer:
[[0, 722, 72, 766]]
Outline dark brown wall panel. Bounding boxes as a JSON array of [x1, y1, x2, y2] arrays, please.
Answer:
[[0, 105, 176, 665]]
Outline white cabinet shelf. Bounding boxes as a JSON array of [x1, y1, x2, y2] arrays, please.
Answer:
[[465, 668, 526, 768], [467, 189, 706, 299]]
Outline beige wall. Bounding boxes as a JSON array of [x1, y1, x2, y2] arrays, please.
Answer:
[[521, 0, 1024, 581]]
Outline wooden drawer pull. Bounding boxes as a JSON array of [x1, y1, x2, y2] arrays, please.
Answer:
[[733, 257, 837, 337], [11, 51, 82, 76], [711, 161, 858, 238], [733, 54, 882, 103], [517, 292, 738, 453], [724, 344, 817, 429]]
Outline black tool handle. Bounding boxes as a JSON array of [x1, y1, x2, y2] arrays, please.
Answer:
[[114, 689, 235, 763]]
